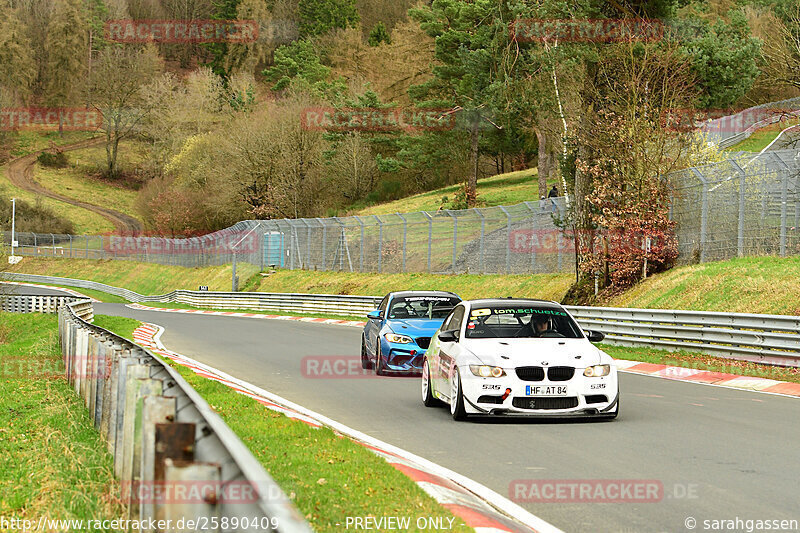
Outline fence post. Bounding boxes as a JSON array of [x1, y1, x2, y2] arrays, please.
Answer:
[[317, 218, 327, 271], [33, 233, 38, 256], [730, 160, 747, 257], [691, 168, 709, 262], [372, 215, 383, 274], [771, 152, 791, 256], [51, 233, 55, 255], [500, 206, 511, 273], [69, 234, 73, 258], [472, 208, 485, 274], [354, 216, 365, 273], [447, 210, 457, 273], [422, 211, 432, 273], [524, 202, 538, 272], [397, 213, 407, 273], [85, 235, 89, 258]]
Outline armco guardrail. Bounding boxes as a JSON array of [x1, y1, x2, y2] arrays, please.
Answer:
[[1, 293, 93, 321], [4, 293, 312, 532], [566, 306, 800, 368], [1, 273, 382, 314], [3, 273, 799, 367]]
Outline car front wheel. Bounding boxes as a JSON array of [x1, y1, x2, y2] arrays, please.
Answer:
[[361, 336, 373, 369], [422, 359, 440, 407], [375, 340, 387, 376], [450, 368, 467, 421]]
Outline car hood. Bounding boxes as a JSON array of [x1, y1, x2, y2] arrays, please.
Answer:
[[386, 319, 443, 336], [462, 338, 607, 367]]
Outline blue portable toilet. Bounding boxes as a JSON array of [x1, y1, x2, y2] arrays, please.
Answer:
[[263, 231, 285, 267]]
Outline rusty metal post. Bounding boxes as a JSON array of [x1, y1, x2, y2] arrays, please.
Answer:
[[162, 460, 221, 533], [139, 397, 177, 529]]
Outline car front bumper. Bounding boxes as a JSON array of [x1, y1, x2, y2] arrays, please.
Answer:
[[459, 366, 619, 417]]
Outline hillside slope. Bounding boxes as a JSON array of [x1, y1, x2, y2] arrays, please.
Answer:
[[608, 256, 800, 315]]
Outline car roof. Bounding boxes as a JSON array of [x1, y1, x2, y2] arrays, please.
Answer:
[[462, 298, 562, 309], [389, 290, 460, 298]]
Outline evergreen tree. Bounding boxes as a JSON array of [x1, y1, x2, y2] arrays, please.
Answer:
[[44, 0, 89, 135]]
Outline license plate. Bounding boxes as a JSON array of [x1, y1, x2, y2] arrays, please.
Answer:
[[525, 385, 568, 396]]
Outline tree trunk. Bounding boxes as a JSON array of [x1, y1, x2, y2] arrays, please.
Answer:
[[574, 60, 599, 231], [467, 116, 479, 207], [534, 126, 548, 199]]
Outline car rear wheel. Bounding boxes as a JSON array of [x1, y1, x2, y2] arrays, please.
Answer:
[[361, 336, 373, 369], [450, 368, 467, 421], [422, 359, 440, 407], [375, 341, 387, 376]]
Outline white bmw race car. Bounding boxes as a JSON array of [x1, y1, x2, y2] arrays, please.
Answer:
[[421, 299, 619, 420]]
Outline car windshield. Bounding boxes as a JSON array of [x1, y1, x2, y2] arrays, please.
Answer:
[[388, 296, 459, 320], [464, 305, 583, 339]]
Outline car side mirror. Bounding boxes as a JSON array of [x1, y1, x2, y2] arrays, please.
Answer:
[[367, 310, 383, 320], [587, 330, 605, 343], [437, 330, 458, 342]]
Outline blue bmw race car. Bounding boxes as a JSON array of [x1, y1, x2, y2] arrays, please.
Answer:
[[362, 291, 461, 375]]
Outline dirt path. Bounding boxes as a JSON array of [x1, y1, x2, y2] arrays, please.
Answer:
[[5, 137, 143, 234]]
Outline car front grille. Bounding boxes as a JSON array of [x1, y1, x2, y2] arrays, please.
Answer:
[[512, 397, 579, 410], [547, 366, 575, 381], [515, 366, 545, 381], [415, 337, 431, 349]]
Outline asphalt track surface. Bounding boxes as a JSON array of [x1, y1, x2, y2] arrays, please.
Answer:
[[12, 286, 799, 533]]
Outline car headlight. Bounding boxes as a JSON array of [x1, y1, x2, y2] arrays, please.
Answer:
[[469, 365, 506, 378], [384, 333, 413, 344], [583, 364, 611, 377]]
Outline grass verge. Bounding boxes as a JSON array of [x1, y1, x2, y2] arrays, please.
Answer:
[[96, 315, 473, 533], [6, 257, 573, 302], [726, 118, 800, 152], [0, 312, 124, 525], [7, 258, 261, 296], [254, 269, 572, 301], [352, 168, 553, 215], [607, 255, 800, 315]]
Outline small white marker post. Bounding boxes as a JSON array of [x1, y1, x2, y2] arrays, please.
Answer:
[[8, 198, 22, 264]]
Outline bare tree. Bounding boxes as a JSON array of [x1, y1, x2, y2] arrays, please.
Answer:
[[89, 45, 161, 179]]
